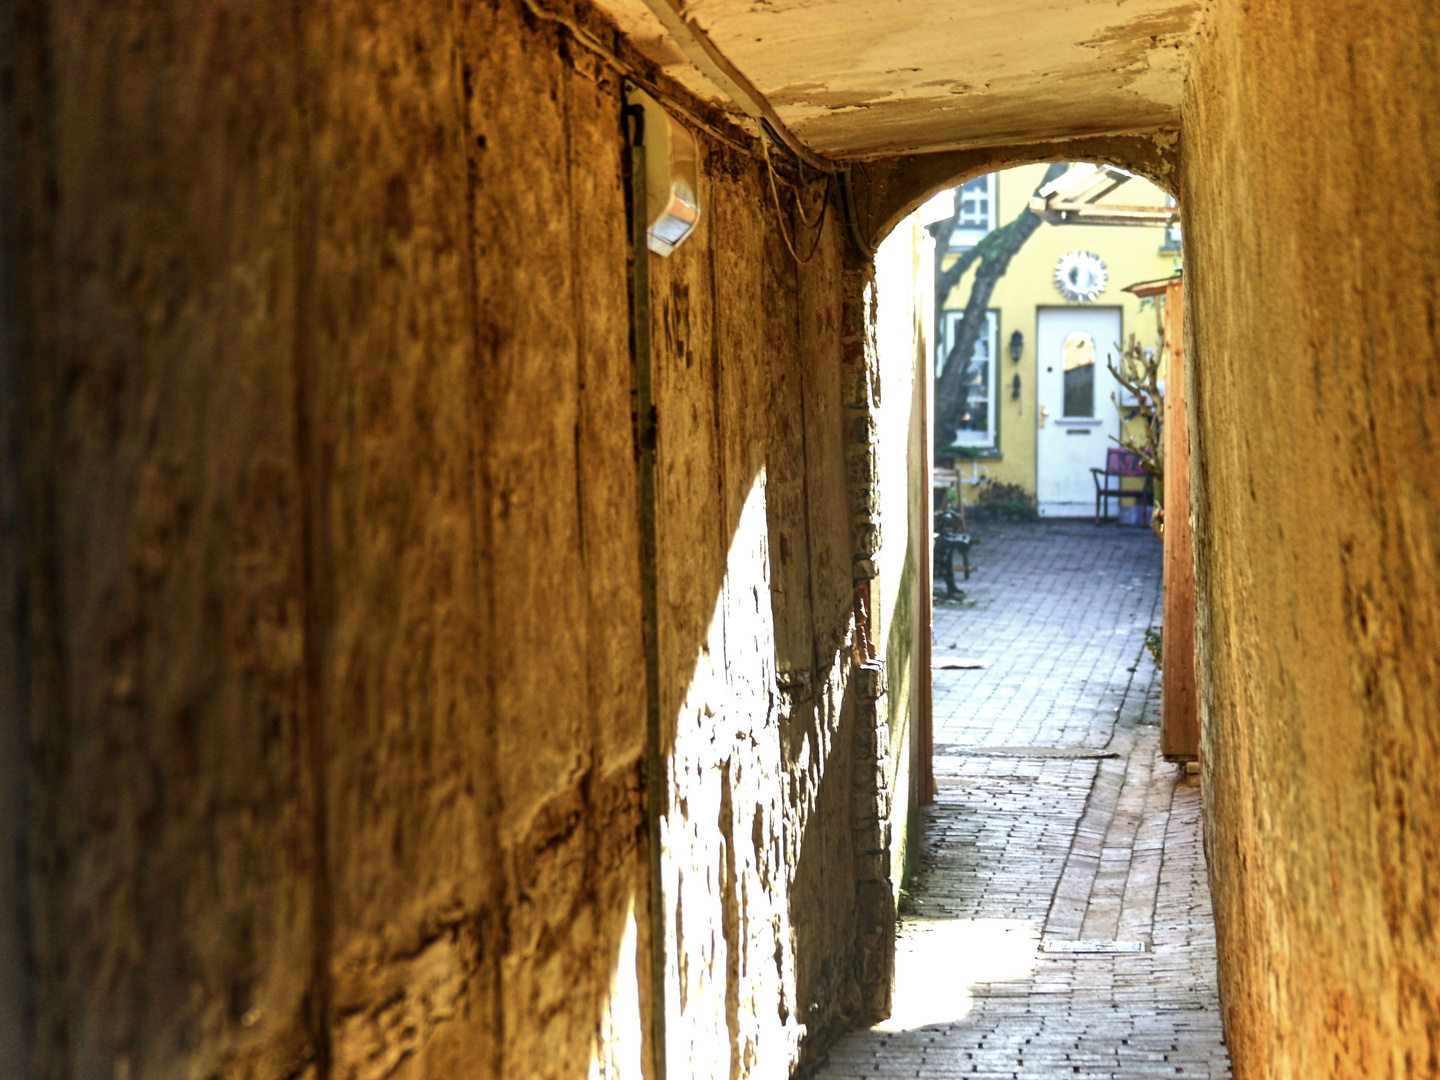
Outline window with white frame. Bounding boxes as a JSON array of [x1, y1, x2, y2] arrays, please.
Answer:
[[942, 309, 1000, 448], [949, 174, 997, 250]]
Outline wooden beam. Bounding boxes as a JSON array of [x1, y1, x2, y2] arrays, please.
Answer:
[[1123, 274, 1180, 298], [632, 0, 841, 173], [1161, 276, 1200, 762], [1028, 198, 1181, 227]]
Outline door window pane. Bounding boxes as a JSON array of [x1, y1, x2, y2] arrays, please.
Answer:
[[1062, 331, 1095, 417]]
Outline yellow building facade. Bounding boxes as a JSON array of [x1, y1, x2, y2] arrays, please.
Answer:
[[939, 164, 1179, 516]]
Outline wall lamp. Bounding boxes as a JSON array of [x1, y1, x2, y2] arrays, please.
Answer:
[[626, 86, 701, 257], [1009, 329, 1024, 362]]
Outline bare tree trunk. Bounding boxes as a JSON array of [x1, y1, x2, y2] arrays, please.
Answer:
[[930, 164, 1066, 451]]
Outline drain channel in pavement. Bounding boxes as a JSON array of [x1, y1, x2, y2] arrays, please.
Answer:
[[941, 746, 1121, 759], [1041, 939, 1151, 954]]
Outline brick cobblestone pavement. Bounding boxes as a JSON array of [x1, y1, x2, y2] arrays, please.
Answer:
[[815, 520, 1232, 1079]]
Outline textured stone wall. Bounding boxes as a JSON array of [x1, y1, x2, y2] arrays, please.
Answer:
[[0, 1, 923, 1077], [645, 138, 915, 1076], [1181, 1, 1440, 1074]]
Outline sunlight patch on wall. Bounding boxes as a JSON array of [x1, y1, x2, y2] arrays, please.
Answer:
[[588, 894, 644, 1080], [660, 469, 803, 1078]]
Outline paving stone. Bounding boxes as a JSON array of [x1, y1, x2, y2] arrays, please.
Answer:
[[812, 521, 1232, 1080]]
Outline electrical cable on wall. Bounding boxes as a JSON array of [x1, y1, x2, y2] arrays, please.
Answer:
[[761, 137, 831, 264], [516, 0, 880, 261]]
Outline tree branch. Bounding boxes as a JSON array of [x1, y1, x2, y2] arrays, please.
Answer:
[[932, 163, 1067, 450]]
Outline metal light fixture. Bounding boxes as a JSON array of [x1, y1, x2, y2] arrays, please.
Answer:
[[1009, 329, 1024, 362], [626, 87, 701, 257], [1011, 373, 1022, 399]]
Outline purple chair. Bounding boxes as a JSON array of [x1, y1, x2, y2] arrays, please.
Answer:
[[1090, 448, 1154, 525]]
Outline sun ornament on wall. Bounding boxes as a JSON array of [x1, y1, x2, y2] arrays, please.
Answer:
[[1053, 250, 1108, 303]]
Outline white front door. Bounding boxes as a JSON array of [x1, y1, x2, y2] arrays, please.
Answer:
[[1036, 307, 1122, 517]]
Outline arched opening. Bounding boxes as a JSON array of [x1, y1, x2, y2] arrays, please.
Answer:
[[804, 160, 1226, 1077]]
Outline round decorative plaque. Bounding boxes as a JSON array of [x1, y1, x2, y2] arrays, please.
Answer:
[[1053, 250, 1108, 303]]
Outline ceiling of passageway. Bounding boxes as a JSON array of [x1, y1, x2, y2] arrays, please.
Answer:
[[597, 0, 1202, 158]]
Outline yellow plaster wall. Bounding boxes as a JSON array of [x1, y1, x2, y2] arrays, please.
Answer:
[[940, 165, 1178, 501], [871, 214, 931, 899], [1181, 0, 1440, 1074]]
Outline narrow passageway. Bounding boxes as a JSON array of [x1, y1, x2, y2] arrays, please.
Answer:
[[815, 521, 1232, 1079]]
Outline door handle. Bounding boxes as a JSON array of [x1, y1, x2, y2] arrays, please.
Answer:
[[1039, 405, 1049, 428]]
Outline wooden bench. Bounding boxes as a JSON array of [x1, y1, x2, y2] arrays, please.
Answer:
[[1090, 447, 1154, 525]]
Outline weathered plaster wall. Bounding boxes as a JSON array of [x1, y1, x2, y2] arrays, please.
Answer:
[[0, 1, 922, 1077], [669, 0, 1201, 156], [1181, 0, 1440, 1074]]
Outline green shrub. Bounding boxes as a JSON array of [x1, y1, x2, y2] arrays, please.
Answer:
[[1145, 628, 1163, 667], [969, 481, 1038, 522]]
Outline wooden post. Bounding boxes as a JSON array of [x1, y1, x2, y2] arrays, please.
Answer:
[[1161, 276, 1200, 761], [918, 328, 937, 804]]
